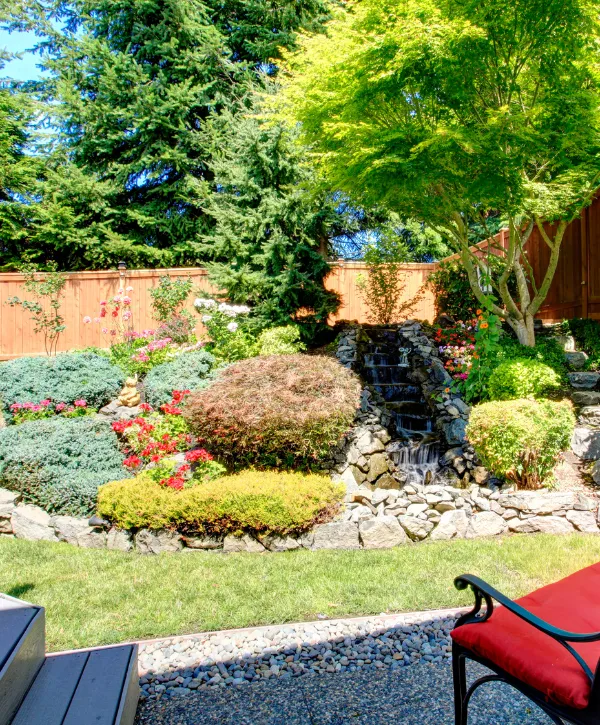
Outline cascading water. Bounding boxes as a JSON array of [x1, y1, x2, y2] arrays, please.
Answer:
[[359, 327, 441, 486]]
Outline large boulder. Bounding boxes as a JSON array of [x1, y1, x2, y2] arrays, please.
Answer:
[[430, 510, 469, 541], [442, 418, 468, 447], [359, 516, 408, 549], [565, 351, 589, 370], [466, 512, 508, 539], [497, 491, 583, 515], [52, 515, 106, 548], [11, 505, 58, 542], [260, 535, 302, 552], [571, 428, 600, 460], [222, 534, 266, 554], [572, 391, 600, 407], [310, 521, 361, 550], [398, 515, 434, 541], [565, 510, 599, 534], [508, 516, 575, 534], [568, 372, 600, 390], [106, 527, 133, 552], [135, 529, 182, 554]]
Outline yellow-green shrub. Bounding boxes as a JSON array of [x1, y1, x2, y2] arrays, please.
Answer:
[[466, 398, 575, 489], [487, 358, 562, 401], [97, 470, 343, 535]]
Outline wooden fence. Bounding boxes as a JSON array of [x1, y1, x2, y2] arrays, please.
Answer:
[[0, 262, 438, 360]]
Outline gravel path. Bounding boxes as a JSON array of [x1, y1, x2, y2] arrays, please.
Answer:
[[135, 659, 553, 724]]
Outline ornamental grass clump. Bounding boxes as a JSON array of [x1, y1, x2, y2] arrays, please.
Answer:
[[0, 416, 126, 515], [97, 470, 343, 535], [183, 354, 361, 468], [0, 353, 123, 419], [487, 358, 562, 401], [466, 398, 575, 489]]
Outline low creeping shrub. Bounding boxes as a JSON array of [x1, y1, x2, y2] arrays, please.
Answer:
[[466, 398, 575, 489], [0, 353, 124, 418], [487, 358, 562, 401], [258, 326, 305, 356], [183, 354, 361, 469], [143, 350, 216, 408], [0, 416, 126, 515], [97, 470, 343, 535]]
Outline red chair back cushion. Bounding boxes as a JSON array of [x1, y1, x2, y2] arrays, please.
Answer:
[[452, 562, 600, 710]]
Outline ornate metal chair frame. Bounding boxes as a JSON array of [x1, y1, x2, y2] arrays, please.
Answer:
[[452, 574, 600, 725]]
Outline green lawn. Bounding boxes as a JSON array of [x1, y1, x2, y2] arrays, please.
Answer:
[[2, 534, 599, 652]]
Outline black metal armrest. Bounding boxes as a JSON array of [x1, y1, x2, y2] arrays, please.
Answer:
[[454, 573, 600, 683]]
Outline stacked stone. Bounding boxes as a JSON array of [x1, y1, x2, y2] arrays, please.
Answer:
[[569, 372, 600, 485], [136, 610, 459, 699], [335, 326, 358, 368]]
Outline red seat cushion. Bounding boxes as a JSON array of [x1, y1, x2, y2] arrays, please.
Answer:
[[451, 563, 600, 710]]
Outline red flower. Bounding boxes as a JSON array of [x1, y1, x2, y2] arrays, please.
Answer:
[[185, 448, 213, 463], [139, 402, 153, 413], [123, 455, 141, 469], [100, 308, 107, 318]]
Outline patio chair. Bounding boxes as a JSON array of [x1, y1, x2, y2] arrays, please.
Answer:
[[451, 564, 600, 725]]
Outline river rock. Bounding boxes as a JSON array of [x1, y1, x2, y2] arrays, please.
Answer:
[[466, 511, 507, 539], [135, 529, 183, 554], [398, 515, 434, 541], [223, 534, 266, 554], [579, 407, 600, 428], [571, 427, 600, 460], [52, 515, 106, 548], [106, 527, 133, 552], [11, 505, 58, 542], [430, 510, 469, 541], [98, 400, 143, 421], [568, 372, 600, 390], [359, 516, 408, 549], [311, 522, 360, 550], [566, 510, 599, 534]]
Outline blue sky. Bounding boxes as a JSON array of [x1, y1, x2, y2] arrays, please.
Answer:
[[0, 28, 46, 80]]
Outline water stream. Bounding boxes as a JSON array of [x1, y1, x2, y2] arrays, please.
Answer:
[[359, 327, 441, 486]]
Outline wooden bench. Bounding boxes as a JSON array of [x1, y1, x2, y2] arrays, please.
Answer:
[[0, 593, 138, 725], [451, 564, 600, 725]]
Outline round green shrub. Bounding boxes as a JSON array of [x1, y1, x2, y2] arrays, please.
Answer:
[[97, 470, 344, 535], [466, 398, 575, 489], [183, 354, 361, 469], [143, 350, 216, 408], [487, 358, 562, 401], [0, 416, 126, 516], [0, 353, 124, 416], [258, 326, 305, 356]]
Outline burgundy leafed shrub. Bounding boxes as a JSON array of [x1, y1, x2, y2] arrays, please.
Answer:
[[184, 354, 361, 468]]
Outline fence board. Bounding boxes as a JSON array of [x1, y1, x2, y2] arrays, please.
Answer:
[[0, 263, 438, 360]]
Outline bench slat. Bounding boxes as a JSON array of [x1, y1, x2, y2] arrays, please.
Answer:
[[11, 651, 89, 725], [62, 646, 134, 725]]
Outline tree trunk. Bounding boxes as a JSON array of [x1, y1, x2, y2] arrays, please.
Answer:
[[510, 314, 535, 346]]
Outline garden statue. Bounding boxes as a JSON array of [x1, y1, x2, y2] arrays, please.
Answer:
[[118, 377, 141, 407]]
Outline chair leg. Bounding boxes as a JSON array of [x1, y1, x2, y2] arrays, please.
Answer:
[[452, 643, 468, 725]]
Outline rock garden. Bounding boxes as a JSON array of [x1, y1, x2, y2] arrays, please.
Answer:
[[1, 275, 599, 555]]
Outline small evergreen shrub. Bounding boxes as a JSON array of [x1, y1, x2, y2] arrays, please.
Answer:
[[0, 416, 126, 515], [566, 318, 600, 370], [97, 470, 343, 535], [258, 326, 305, 356], [143, 350, 216, 408], [466, 398, 575, 489], [183, 354, 361, 468], [487, 358, 562, 401], [0, 353, 124, 417]]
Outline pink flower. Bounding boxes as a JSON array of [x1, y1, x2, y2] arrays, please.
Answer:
[[126, 286, 134, 292], [83, 316, 92, 324], [118, 288, 124, 295], [113, 295, 122, 303], [55, 403, 66, 412], [74, 399, 87, 408], [40, 399, 51, 406], [122, 296, 131, 306], [100, 300, 107, 306], [9, 403, 22, 410], [101, 327, 109, 334], [122, 311, 132, 321], [93, 317, 101, 323]]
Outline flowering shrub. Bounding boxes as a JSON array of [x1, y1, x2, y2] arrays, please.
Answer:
[[0, 353, 123, 419], [194, 298, 258, 362], [144, 349, 215, 408], [0, 416, 126, 516], [155, 314, 195, 344], [146, 449, 226, 490], [9, 398, 95, 425], [98, 470, 343, 535], [83, 284, 135, 343], [112, 391, 192, 471], [467, 398, 575, 489], [434, 321, 476, 382], [184, 354, 361, 469]]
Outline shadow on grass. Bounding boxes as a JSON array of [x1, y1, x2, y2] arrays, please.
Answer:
[[6, 582, 36, 600]]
